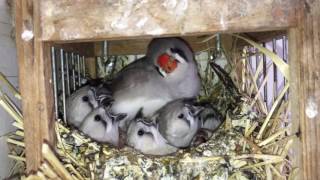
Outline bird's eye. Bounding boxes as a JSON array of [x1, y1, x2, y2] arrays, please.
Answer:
[[137, 129, 144, 136], [94, 115, 102, 122], [82, 96, 89, 102], [178, 113, 184, 119]]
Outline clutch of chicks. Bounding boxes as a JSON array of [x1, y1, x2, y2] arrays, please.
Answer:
[[56, 78, 262, 180]]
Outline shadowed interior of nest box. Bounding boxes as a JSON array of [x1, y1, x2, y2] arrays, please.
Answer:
[[46, 32, 293, 179]]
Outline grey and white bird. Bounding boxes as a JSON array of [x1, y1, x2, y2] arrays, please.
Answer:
[[152, 99, 204, 148], [66, 85, 112, 128], [88, 83, 113, 107], [79, 106, 126, 146], [191, 103, 224, 146], [66, 86, 97, 127], [199, 103, 223, 135], [126, 110, 178, 156], [111, 38, 201, 130]]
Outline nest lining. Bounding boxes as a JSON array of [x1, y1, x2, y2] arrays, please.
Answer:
[[1, 34, 297, 179]]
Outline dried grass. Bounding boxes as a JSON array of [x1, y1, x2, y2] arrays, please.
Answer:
[[0, 34, 295, 179]]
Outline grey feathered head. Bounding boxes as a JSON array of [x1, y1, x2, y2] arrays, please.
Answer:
[[79, 106, 126, 146], [155, 98, 204, 148], [127, 111, 178, 156]]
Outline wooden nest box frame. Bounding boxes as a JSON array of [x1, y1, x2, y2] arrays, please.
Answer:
[[15, 0, 320, 179]]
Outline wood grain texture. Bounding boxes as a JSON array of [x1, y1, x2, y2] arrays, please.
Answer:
[[15, 0, 55, 173], [53, 42, 95, 57], [51, 32, 285, 56], [288, 0, 320, 179], [40, 0, 299, 41], [94, 36, 215, 56]]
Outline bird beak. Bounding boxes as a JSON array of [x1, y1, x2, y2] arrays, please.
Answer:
[[167, 48, 186, 64], [186, 104, 205, 116], [157, 66, 168, 77], [173, 53, 186, 64]]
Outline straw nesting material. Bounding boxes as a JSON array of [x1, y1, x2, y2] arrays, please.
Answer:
[[1, 34, 296, 179]]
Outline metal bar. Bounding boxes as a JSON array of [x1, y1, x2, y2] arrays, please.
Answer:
[[79, 55, 82, 82], [79, 55, 83, 78], [282, 36, 290, 100], [272, 38, 278, 101], [111, 56, 118, 76], [51, 47, 59, 119], [262, 43, 268, 108], [282, 36, 288, 100], [82, 55, 86, 78], [103, 41, 108, 62], [283, 36, 287, 63], [60, 49, 67, 123], [216, 34, 221, 52], [77, 54, 81, 87], [65, 52, 71, 96], [248, 47, 252, 69], [71, 53, 76, 92], [103, 41, 109, 78], [255, 48, 260, 86]]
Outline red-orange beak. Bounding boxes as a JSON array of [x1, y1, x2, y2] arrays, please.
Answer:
[[157, 54, 178, 74]]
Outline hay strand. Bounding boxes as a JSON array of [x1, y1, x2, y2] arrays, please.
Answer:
[[258, 83, 289, 139], [0, 72, 21, 99], [231, 34, 290, 81], [42, 143, 74, 180]]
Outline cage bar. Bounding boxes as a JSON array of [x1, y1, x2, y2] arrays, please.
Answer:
[[60, 49, 67, 123], [65, 52, 71, 96], [51, 47, 59, 119], [272, 38, 278, 101], [71, 53, 76, 92], [77, 54, 81, 87], [262, 43, 268, 108]]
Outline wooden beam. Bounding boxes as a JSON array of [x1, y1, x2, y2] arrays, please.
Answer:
[[288, 0, 320, 179], [94, 36, 214, 56], [243, 31, 286, 43], [15, 0, 55, 173], [52, 42, 95, 57], [53, 32, 285, 56], [40, 0, 299, 42]]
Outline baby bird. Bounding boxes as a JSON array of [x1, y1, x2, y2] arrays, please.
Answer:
[[191, 103, 224, 146], [199, 103, 223, 135], [66, 84, 112, 128], [126, 110, 178, 156], [66, 86, 97, 127], [79, 106, 126, 146], [88, 83, 113, 107], [153, 99, 204, 148]]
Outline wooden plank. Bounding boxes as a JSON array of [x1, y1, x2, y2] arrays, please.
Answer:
[[40, 0, 299, 42], [288, 0, 320, 179], [243, 31, 286, 43], [53, 42, 95, 57], [15, 0, 55, 173], [62, 32, 282, 56], [94, 36, 214, 56], [288, 28, 303, 180], [52, 32, 285, 56]]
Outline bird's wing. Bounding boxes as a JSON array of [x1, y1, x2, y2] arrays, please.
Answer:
[[111, 66, 153, 92]]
